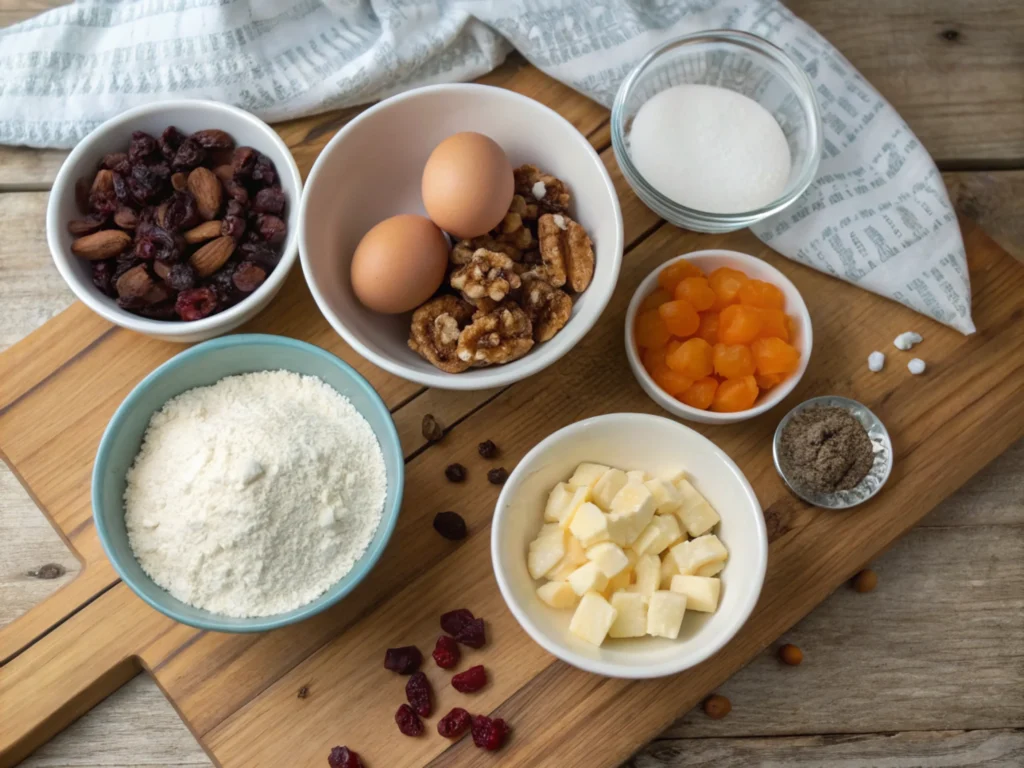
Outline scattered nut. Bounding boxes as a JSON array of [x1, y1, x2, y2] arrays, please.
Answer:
[[538, 212, 594, 292], [445, 463, 467, 483], [408, 295, 476, 373], [478, 440, 498, 459], [778, 643, 803, 666], [852, 569, 878, 593], [456, 301, 534, 366], [487, 467, 508, 485], [702, 694, 731, 719], [421, 414, 444, 443]]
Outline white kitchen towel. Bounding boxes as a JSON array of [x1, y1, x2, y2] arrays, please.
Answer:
[[0, 0, 975, 333]]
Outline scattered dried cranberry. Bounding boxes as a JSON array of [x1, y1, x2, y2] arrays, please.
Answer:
[[405, 671, 433, 718], [102, 152, 131, 173], [384, 645, 422, 675], [240, 242, 281, 270], [175, 286, 218, 320], [422, 414, 443, 443], [163, 191, 200, 231], [128, 130, 158, 164], [172, 137, 206, 171], [232, 146, 258, 178], [432, 634, 460, 669], [91, 260, 117, 297], [395, 703, 423, 737], [255, 213, 287, 245], [440, 608, 475, 637], [327, 745, 364, 768], [455, 617, 486, 649], [471, 715, 509, 751], [433, 511, 467, 541], [251, 152, 278, 187], [231, 261, 266, 293], [253, 186, 286, 215], [166, 263, 197, 292], [487, 467, 509, 485], [444, 463, 467, 483], [159, 126, 183, 161], [478, 440, 498, 459], [452, 665, 488, 693], [437, 707, 472, 739], [223, 178, 249, 205]]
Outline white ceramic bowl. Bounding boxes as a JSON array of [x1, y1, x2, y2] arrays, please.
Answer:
[[625, 250, 813, 425], [47, 100, 302, 343], [300, 83, 624, 390], [492, 413, 767, 679]]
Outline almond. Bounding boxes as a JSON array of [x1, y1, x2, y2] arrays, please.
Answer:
[[91, 169, 114, 196], [71, 229, 132, 260], [184, 220, 223, 244], [187, 166, 223, 221], [213, 164, 234, 183], [152, 260, 172, 282], [115, 265, 153, 300], [155, 201, 169, 228], [190, 236, 235, 277], [171, 172, 188, 192]]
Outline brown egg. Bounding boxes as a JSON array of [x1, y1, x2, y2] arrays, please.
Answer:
[[422, 132, 514, 239], [350, 214, 449, 314]]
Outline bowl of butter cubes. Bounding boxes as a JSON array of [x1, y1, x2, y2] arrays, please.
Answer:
[[491, 412, 768, 678]]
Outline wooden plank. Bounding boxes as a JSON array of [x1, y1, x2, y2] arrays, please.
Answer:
[[946, 170, 1024, 261]]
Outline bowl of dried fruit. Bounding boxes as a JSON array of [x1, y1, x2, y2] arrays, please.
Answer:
[[47, 99, 302, 343], [300, 83, 624, 390]]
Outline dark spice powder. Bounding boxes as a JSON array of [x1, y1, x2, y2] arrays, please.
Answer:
[[779, 406, 874, 494]]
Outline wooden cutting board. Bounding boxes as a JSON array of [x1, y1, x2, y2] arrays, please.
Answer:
[[1, 64, 1022, 768]]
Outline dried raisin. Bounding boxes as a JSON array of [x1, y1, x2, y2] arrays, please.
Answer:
[[437, 707, 472, 739], [477, 440, 498, 459], [395, 703, 423, 737], [487, 467, 509, 485], [128, 131, 158, 164], [451, 665, 487, 693], [454, 617, 486, 649], [433, 511, 467, 541], [471, 715, 509, 751], [444, 463, 467, 482], [422, 414, 443, 443], [440, 608, 474, 637], [405, 671, 433, 717], [252, 186, 286, 215], [327, 746, 364, 768], [384, 645, 422, 675], [432, 634, 460, 669], [232, 261, 266, 293]]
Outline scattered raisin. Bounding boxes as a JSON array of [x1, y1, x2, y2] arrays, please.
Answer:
[[703, 694, 731, 719], [395, 703, 423, 737], [137, 301, 177, 320], [91, 260, 117, 297], [440, 608, 475, 637], [778, 644, 803, 666], [255, 213, 287, 245], [437, 707, 472, 739], [454, 617, 486, 649], [163, 190, 200, 232], [167, 263, 198, 292], [471, 715, 509, 751], [422, 414, 444, 443], [478, 440, 498, 459], [253, 186, 286, 215], [128, 130, 159, 164], [232, 146, 258, 178], [159, 126, 183, 161], [445, 463, 467, 482], [405, 671, 433, 717], [172, 137, 206, 171], [852, 569, 877, 593], [384, 645, 422, 675], [192, 128, 235, 149], [433, 511, 467, 541], [102, 152, 131, 173], [297, 685, 309, 699], [232, 261, 266, 293], [251, 152, 278, 187], [175, 286, 218, 321], [223, 178, 249, 206], [432, 634, 460, 669], [487, 467, 509, 485], [327, 746, 364, 768], [451, 665, 487, 693]]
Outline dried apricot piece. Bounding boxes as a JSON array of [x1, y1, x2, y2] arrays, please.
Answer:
[[719, 304, 763, 345], [667, 339, 682, 356], [738, 279, 785, 310], [677, 376, 718, 410], [751, 337, 800, 375], [713, 343, 756, 379], [756, 308, 790, 341], [640, 287, 672, 313], [711, 375, 759, 412], [673, 277, 716, 312], [755, 372, 785, 389], [657, 260, 705, 293], [651, 366, 695, 396], [696, 312, 719, 345], [658, 299, 699, 338], [666, 337, 714, 379], [642, 346, 668, 373], [708, 267, 749, 309], [634, 309, 670, 348]]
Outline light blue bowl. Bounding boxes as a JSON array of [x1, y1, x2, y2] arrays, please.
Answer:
[[92, 334, 404, 633]]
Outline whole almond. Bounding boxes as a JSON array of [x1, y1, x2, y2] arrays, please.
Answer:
[[152, 260, 172, 282], [213, 164, 234, 183], [184, 220, 223, 244], [71, 229, 132, 260], [171, 172, 188, 192], [113, 206, 138, 230], [155, 201, 169, 228], [91, 169, 114, 196], [115, 265, 153, 300], [190, 236, 235, 277], [188, 166, 223, 221]]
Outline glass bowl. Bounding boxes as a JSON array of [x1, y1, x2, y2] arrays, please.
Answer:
[[612, 30, 822, 233]]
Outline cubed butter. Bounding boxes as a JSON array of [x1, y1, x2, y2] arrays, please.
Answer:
[[670, 575, 721, 613], [646, 590, 688, 639], [632, 514, 683, 557], [568, 462, 610, 491], [626, 470, 649, 483], [660, 554, 680, 589], [591, 468, 628, 510], [544, 482, 589, 529], [607, 483, 657, 545], [605, 566, 633, 595], [569, 502, 610, 547], [644, 478, 684, 515], [628, 554, 661, 596], [668, 534, 727, 575], [569, 591, 617, 646], [537, 580, 579, 609], [568, 561, 609, 596], [675, 479, 721, 537], [660, 469, 688, 487], [608, 591, 648, 638], [527, 526, 566, 580], [586, 541, 630, 578], [696, 560, 724, 578], [544, 534, 588, 580]]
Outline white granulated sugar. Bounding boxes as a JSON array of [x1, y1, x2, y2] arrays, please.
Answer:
[[907, 358, 927, 375], [894, 331, 923, 350], [867, 351, 885, 372], [531, 180, 547, 200], [124, 370, 387, 618], [629, 84, 792, 213]]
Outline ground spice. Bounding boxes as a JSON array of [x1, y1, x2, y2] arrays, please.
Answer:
[[779, 406, 874, 494]]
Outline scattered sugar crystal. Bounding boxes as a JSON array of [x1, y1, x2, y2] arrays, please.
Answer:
[[907, 358, 926, 375], [894, 332, 923, 351], [867, 351, 885, 372], [532, 180, 547, 200]]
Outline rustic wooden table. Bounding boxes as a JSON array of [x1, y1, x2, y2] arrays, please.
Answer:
[[1, 1, 1022, 766]]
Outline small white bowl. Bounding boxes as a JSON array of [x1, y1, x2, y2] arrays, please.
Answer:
[[625, 250, 813, 425], [491, 413, 767, 679], [47, 100, 302, 343], [299, 83, 624, 391]]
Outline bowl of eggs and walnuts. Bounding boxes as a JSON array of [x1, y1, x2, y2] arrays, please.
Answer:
[[299, 83, 624, 390]]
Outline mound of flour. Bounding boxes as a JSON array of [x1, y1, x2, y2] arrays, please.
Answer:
[[124, 370, 387, 618]]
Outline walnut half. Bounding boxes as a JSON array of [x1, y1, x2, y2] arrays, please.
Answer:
[[514, 164, 571, 214], [451, 235, 521, 265], [408, 295, 476, 373], [456, 301, 534, 366], [520, 274, 572, 342], [538, 212, 595, 293], [450, 248, 522, 305]]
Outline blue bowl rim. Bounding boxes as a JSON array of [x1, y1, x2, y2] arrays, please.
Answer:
[[91, 333, 405, 633]]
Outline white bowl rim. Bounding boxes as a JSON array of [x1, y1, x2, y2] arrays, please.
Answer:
[[46, 98, 303, 339], [624, 249, 813, 424], [298, 82, 624, 391], [490, 412, 768, 679]]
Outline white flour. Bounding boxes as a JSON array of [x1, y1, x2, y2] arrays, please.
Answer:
[[124, 370, 387, 618]]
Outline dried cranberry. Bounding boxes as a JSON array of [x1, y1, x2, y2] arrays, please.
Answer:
[[440, 609, 475, 637], [251, 153, 278, 187], [91, 260, 117, 297], [172, 138, 206, 171], [111, 172, 135, 207], [455, 618, 486, 649], [433, 511, 467, 541], [175, 287, 218, 321], [239, 242, 280, 270], [128, 130, 159, 164], [232, 261, 266, 293], [405, 671, 433, 718], [191, 128, 234, 149], [487, 467, 509, 485], [232, 146, 257, 179], [444, 463, 466, 483], [137, 301, 177, 320], [471, 715, 509, 751], [255, 213, 287, 245], [89, 191, 119, 215], [221, 215, 247, 241], [437, 707, 472, 739], [102, 152, 131, 174], [452, 665, 487, 693], [159, 126, 183, 161], [163, 191, 200, 231], [167, 263, 197, 292], [223, 178, 249, 205], [384, 645, 422, 675], [394, 703, 423, 737], [210, 264, 239, 304], [432, 635, 460, 669], [478, 440, 499, 458], [327, 746, 364, 768], [135, 223, 183, 263], [252, 186, 285, 215]]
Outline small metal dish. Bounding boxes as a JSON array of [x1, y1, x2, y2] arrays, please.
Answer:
[[772, 396, 893, 510]]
